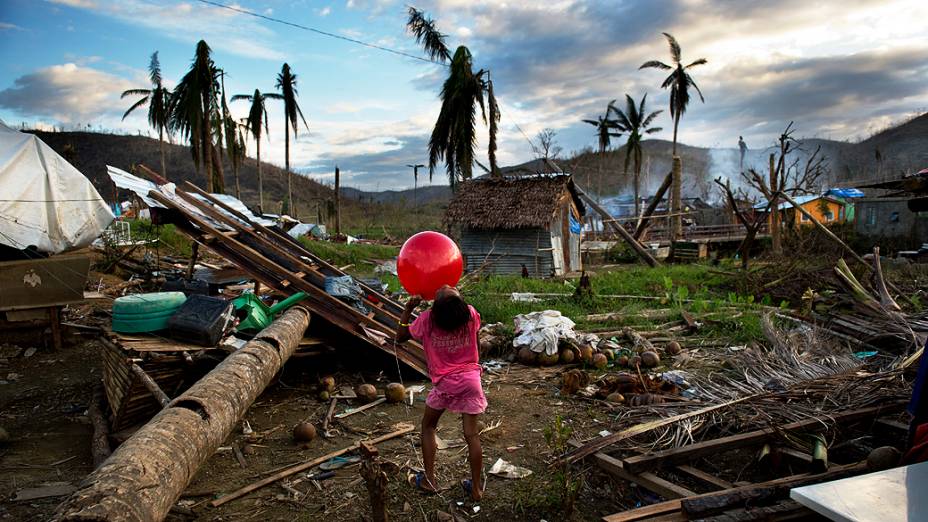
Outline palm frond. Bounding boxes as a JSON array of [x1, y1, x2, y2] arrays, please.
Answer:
[[686, 73, 705, 102], [645, 126, 663, 134], [148, 51, 162, 86], [406, 7, 451, 63], [639, 60, 671, 70], [642, 109, 663, 128], [663, 32, 681, 64], [230, 94, 253, 102], [121, 88, 151, 98], [487, 76, 500, 175], [582, 119, 599, 126], [122, 96, 149, 120], [686, 57, 708, 68]]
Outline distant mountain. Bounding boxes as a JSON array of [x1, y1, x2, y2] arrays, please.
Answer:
[[340, 185, 452, 205]]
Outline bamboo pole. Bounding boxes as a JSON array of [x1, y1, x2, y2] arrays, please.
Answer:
[[575, 185, 660, 267], [53, 307, 311, 522]]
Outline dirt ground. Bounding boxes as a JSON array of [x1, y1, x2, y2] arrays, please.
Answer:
[[1, 327, 635, 521]]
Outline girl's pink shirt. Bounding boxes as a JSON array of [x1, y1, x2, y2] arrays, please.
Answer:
[[409, 305, 481, 384]]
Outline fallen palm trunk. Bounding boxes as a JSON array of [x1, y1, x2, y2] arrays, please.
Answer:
[[53, 306, 311, 522]]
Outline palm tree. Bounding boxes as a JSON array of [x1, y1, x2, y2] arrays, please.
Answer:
[[122, 51, 171, 177], [232, 89, 281, 212], [639, 33, 706, 156], [275, 63, 309, 217], [612, 93, 663, 216], [406, 7, 500, 187], [582, 101, 622, 199], [640, 32, 706, 238], [170, 40, 224, 192]]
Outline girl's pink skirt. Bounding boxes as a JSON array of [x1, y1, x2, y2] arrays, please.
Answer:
[[426, 370, 487, 414]]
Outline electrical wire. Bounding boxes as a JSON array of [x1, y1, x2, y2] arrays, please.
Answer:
[[194, 0, 444, 66]]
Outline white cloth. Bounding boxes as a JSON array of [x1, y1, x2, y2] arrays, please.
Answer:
[[513, 310, 577, 355], [0, 122, 113, 253]]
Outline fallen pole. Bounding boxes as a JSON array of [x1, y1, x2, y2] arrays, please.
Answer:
[[52, 307, 311, 522], [210, 422, 414, 507], [128, 361, 170, 408], [575, 185, 660, 267]]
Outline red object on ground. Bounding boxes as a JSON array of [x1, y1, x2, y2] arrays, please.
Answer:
[[397, 231, 463, 300]]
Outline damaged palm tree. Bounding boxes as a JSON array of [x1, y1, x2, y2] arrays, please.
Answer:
[[53, 307, 311, 522], [407, 6, 501, 185]]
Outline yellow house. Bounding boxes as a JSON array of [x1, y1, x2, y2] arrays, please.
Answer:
[[757, 195, 846, 229]]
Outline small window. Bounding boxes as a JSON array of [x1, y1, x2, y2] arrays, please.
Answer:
[[890, 212, 899, 223], [801, 213, 810, 222], [824, 211, 834, 222], [866, 207, 876, 226]]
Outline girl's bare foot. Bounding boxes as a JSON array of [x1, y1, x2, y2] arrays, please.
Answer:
[[462, 479, 484, 501]]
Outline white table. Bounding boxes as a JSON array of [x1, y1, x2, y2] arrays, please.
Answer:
[[790, 461, 927, 521]]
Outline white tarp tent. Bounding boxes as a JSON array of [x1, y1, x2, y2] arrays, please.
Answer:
[[0, 122, 114, 254]]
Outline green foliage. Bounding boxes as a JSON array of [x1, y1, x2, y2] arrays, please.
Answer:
[[297, 239, 398, 273], [127, 219, 192, 257], [544, 415, 583, 519]]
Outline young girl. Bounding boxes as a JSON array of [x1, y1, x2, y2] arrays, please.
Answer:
[[397, 285, 486, 501]]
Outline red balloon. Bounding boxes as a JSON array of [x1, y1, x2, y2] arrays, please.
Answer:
[[397, 231, 463, 300]]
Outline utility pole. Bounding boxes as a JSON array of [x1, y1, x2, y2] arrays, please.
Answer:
[[334, 166, 341, 238], [406, 163, 425, 216]]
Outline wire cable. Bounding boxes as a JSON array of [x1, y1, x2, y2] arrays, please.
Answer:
[[194, 0, 445, 66]]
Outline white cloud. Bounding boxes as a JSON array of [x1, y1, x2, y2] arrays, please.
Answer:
[[0, 22, 23, 31], [318, 6, 332, 17], [48, 0, 98, 8], [0, 63, 140, 124]]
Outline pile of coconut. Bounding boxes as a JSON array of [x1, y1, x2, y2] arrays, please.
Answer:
[[517, 334, 684, 371]]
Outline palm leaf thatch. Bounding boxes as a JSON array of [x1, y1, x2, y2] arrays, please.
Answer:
[[443, 175, 584, 230]]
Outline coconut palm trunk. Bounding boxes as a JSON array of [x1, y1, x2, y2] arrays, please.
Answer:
[[285, 123, 292, 215], [159, 126, 166, 178], [256, 138, 263, 212]]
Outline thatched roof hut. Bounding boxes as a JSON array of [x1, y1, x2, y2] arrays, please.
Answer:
[[444, 174, 585, 277]]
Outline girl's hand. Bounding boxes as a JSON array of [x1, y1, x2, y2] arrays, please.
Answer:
[[405, 295, 423, 310]]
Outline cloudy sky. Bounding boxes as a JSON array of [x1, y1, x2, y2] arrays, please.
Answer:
[[1, 0, 927, 190]]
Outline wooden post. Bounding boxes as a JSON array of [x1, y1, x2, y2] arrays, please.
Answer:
[[671, 156, 683, 240], [53, 307, 311, 522], [49, 306, 63, 350], [360, 441, 388, 522], [334, 166, 341, 238], [186, 242, 199, 281]]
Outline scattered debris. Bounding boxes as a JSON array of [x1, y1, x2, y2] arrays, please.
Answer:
[[489, 458, 533, 479]]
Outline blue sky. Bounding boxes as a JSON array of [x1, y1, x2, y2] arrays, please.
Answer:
[[2, 0, 927, 190]]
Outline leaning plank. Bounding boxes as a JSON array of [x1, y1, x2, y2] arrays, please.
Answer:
[[576, 185, 660, 267], [558, 395, 757, 465], [210, 422, 414, 507], [128, 362, 170, 408], [52, 307, 311, 522], [602, 461, 867, 522], [674, 465, 733, 490], [621, 402, 904, 474]]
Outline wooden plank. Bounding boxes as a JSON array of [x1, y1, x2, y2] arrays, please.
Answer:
[[603, 461, 867, 522], [621, 402, 905, 473], [569, 441, 696, 500], [674, 465, 734, 490]]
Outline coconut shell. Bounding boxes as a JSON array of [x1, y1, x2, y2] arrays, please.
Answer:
[[613, 373, 639, 393], [538, 351, 560, 366], [517, 346, 537, 365], [385, 382, 406, 403], [579, 345, 594, 364], [617, 355, 629, 367], [628, 393, 665, 407], [592, 353, 608, 369], [292, 422, 317, 442], [867, 446, 901, 471], [629, 355, 642, 368], [606, 392, 625, 404], [318, 390, 330, 401], [665, 341, 682, 355], [320, 375, 336, 392], [356, 383, 378, 403], [640, 351, 660, 368], [559, 348, 577, 364]]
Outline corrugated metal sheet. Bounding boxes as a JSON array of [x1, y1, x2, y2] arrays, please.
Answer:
[[460, 227, 554, 276]]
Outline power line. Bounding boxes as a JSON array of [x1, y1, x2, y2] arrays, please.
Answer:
[[194, 0, 444, 66]]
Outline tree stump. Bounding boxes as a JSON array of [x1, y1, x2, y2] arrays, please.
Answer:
[[360, 441, 388, 522]]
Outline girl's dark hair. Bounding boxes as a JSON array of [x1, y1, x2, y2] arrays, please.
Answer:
[[430, 292, 470, 333]]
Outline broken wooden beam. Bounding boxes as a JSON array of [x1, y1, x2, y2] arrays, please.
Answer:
[[88, 384, 112, 468], [52, 307, 311, 522]]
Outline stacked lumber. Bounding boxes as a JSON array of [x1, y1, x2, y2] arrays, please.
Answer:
[[133, 167, 427, 376]]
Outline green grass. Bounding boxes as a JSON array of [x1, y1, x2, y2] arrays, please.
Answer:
[[126, 219, 193, 257], [297, 238, 399, 274]]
